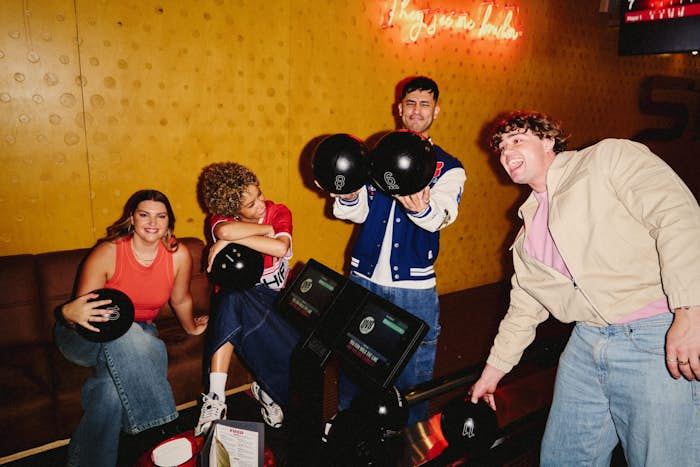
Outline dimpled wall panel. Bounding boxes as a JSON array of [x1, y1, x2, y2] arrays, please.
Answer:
[[1, 0, 698, 295], [0, 0, 93, 251]]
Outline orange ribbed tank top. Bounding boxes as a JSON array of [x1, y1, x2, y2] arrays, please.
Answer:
[[105, 237, 174, 322]]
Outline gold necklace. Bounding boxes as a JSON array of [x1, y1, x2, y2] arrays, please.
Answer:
[[131, 241, 157, 264]]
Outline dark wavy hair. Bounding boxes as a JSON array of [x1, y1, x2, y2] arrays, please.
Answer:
[[401, 76, 439, 102], [198, 162, 259, 218], [489, 111, 569, 154], [102, 189, 178, 251]]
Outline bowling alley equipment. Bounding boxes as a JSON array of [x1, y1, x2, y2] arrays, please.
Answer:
[[398, 336, 567, 465], [369, 130, 437, 196], [209, 243, 264, 291], [275, 259, 428, 466], [312, 133, 369, 194], [350, 386, 408, 436], [275, 259, 566, 466], [76, 288, 135, 342], [321, 386, 408, 466]]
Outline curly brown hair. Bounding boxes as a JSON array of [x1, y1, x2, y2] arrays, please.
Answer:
[[198, 162, 259, 217], [489, 111, 569, 154]]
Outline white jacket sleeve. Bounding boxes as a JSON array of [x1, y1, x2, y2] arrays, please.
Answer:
[[408, 166, 466, 232], [333, 186, 370, 224]]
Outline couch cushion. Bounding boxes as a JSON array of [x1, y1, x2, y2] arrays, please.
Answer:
[[35, 248, 90, 342], [0, 343, 56, 456], [0, 254, 42, 346], [0, 255, 57, 456]]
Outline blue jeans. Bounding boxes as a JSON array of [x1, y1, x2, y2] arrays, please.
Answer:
[[55, 321, 177, 467], [207, 286, 300, 406], [339, 275, 440, 425], [541, 313, 699, 467]]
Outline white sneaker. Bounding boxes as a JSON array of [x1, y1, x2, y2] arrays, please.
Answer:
[[195, 393, 227, 436], [251, 382, 284, 428]]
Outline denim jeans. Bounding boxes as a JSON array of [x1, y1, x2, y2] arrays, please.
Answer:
[[338, 275, 440, 425], [207, 285, 299, 406], [541, 313, 699, 467], [55, 321, 177, 467]]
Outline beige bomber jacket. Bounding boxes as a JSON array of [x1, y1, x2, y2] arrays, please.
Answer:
[[487, 139, 700, 374]]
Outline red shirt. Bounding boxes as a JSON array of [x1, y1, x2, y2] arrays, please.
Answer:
[[210, 200, 293, 290]]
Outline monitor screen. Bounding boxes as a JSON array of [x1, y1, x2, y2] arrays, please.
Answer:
[[619, 1, 700, 55], [338, 293, 428, 389], [275, 259, 343, 332]]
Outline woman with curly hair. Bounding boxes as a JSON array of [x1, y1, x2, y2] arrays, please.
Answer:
[[195, 162, 296, 435], [54, 189, 208, 467]]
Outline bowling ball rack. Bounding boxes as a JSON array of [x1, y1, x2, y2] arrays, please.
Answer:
[[403, 336, 566, 407], [400, 336, 567, 466]]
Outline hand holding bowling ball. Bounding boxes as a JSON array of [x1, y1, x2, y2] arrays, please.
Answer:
[[369, 130, 437, 196], [74, 288, 135, 343], [209, 242, 264, 292], [312, 133, 369, 195], [440, 396, 499, 456]]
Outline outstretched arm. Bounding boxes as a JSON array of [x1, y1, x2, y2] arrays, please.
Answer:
[[333, 186, 370, 223], [396, 167, 466, 232], [469, 364, 506, 410]]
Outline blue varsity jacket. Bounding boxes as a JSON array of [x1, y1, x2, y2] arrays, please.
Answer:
[[339, 144, 464, 283]]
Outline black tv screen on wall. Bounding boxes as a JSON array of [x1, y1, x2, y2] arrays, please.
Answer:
[[619, 1, 700, 55]]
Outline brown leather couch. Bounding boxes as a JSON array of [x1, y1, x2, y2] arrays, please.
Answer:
[[0, 237, 253, 458]]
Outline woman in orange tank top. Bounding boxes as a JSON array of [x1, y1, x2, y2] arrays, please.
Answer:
[[54, 190, 208, 467]]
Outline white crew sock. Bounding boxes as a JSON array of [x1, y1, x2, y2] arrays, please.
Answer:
[[209, 372, 228, 400]]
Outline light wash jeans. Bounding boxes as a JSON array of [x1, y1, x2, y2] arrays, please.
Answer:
[[339, 275, 440, 425], [55, 321, 177, 467], [541, 313, 699, 467]]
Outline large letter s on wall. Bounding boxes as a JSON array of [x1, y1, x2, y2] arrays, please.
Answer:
[[635, 75, 698, 141]]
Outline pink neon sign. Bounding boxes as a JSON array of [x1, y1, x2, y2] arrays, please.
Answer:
[[380, 0, 523, 44]]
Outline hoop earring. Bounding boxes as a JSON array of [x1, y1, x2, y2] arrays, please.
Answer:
[[128, 224, 133, 233]]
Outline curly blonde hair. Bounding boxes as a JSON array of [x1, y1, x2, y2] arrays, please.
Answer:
[[489, 111, 569, 154], [198, 162, 259, 217]]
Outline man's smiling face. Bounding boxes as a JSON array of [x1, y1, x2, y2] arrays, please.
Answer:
[[498, 128, 555, 192]]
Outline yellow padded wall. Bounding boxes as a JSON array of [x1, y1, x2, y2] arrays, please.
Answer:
[[72, 0, 292, 239], [0, 0, 93, 252], [1, 0, 698, 297]]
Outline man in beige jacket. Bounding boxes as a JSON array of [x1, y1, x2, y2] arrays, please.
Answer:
[[470, 111, 700, 466]]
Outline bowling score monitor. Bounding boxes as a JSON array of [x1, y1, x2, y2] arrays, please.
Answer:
[[275, 259, 344, 334], [338, 292, 428, 390]]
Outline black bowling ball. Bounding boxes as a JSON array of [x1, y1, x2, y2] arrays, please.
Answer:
[[210, 243, 264, 291], [350, 386, 408, 435], [369, 130, 436, 196], [322, 408, 404, 467], [312, 133, 369, 194], [440, 396, 499, 456], [76, 288, 135, 343]]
